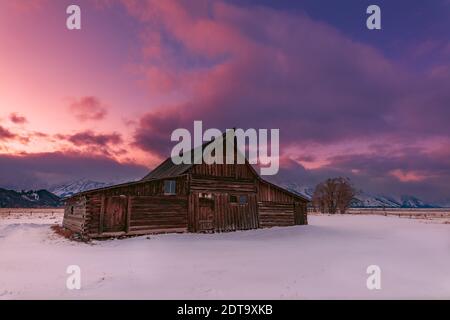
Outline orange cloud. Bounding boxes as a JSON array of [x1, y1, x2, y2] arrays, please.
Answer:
[[389, 169, 428, 182]]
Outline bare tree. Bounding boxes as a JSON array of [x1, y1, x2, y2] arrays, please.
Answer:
[[312, 177, 355, 214]]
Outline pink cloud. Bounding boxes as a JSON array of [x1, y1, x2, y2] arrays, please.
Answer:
[[58, 130, 123, 147], [389, 169, 430, 182], [125, 1, 407, 152], [120, 1, 448, 167], [113, 0, 450, 201], [0, 126, 17, 141], [68, 96, 108, 122], [9, 113, 27, 124], [54, 130, 126, 159]]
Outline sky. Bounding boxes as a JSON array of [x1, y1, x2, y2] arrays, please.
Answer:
[[0, 0, 449, 202]]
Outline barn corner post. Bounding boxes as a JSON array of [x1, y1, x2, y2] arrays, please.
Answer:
[[293, 201, 308, 225], [187, 174, 196, 233], [126, 195, 132, 234], [99, 195, 105, 235], [62, 195, 89, 237]]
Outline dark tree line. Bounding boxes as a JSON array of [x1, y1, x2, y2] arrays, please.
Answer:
[[312, 177, 355, 214]]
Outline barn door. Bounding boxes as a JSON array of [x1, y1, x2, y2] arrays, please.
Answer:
[[103, 196, 128, 232], [197, 197, 215, 232]]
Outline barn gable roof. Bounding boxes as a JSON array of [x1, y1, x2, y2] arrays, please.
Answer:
[[67, 130, 309, 202], [261, 179, 311, 202], [142, 130, 246, 181], [141, 131, 310, 202], [141, 158, 193, 180]]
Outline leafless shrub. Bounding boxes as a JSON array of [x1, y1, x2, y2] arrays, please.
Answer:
[[312, 177, 355, 214]]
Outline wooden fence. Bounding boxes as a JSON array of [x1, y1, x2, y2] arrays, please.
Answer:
[[308, 207, 450, 219], [0, 208, 64, 218], [347, 208, 450, 219]]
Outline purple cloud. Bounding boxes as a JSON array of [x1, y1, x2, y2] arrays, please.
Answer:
[[0, 152, 148, 190], [125, 1, 450, 202], [60, 131, 123, 147]]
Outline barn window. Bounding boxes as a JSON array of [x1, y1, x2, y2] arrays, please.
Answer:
[[70, 206, 75, 215], [164, 180, 176, 195], [230, 194, 248, 204], [239, 195, 248, 204]]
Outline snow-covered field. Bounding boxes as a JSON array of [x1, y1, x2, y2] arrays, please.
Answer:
[[0, 211, 449, 300]]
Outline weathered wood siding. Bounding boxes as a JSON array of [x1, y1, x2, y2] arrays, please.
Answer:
[[187, 169, 259, 233], [258, 202, 295, 227], [63, 158, 309, 237], [214, 193, 258, 232], [257, 181, 308, 228], [63, 176, 189, 237], [257, 181, 295, 203], [294, 201, 308, 225], [128, 195, 188, 234], [89, 176, 188, 197], [190, 177, 256, 193], [85, 194, 103, 236], [190, 163, 255, 180], [188, 192, 258, 232], [63, 196, 87, 234]]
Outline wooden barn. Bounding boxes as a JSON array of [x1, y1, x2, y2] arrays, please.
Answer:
[[63, 133, 309, 238]]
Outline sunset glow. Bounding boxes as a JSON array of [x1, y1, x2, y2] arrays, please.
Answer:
[[0, 0, 449, 202]]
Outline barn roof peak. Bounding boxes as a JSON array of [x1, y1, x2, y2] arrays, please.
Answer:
[[142, 129, 242, 181]]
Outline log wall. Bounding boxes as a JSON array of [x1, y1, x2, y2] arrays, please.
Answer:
[[256, 181, 308, 228], [64, 177, 189, 237], [257, 181, 295, 203], [63, 197, 87, 234], [190, 163, 255, 180], [214, 193, 258, 232], [128, 196, 188, 234], [63, 166, 309, 238], [190, 177, 256, 193], [258, 201, 295, 228], [188, 192, 259, 232]]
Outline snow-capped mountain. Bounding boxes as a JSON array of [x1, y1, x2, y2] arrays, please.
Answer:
[[277, 182, 313, 200], [398, 195, 435, 208], [0, 188, 61, 208], [351, 192, 401, 208], [276, 182, 438, 208], [349, 191, 438, 208], [49, 179, 115, 198]]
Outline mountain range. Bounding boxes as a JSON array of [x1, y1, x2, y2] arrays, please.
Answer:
[[49, 178, 115, 198], [281, 182, 448, 208], [0, 188, 62, 208], [0, 179, 117, 208]]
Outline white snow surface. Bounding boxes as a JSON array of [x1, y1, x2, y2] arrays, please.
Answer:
[[0, 213, 449, 300]]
